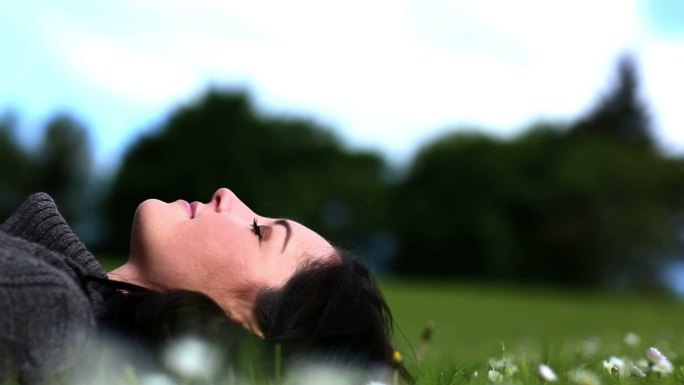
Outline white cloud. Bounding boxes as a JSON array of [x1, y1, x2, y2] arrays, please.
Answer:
[[639, 40, 684, 152], [59, 35, 199, 107], [3, 0, 683, 166]]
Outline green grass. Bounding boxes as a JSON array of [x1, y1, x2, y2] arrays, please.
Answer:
[[91, 254, 684, 384], [381, 278, 684, 384]]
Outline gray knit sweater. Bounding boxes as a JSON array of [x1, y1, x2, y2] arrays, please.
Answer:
[[0, 193, 109, 383]]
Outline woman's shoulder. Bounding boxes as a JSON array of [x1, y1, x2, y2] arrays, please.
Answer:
[[0, 192, 56, 236], [0, 230, 94, 315], [0, 231, 93, 301], [0, 236, 96, 383], [0, 192, 106, 278]]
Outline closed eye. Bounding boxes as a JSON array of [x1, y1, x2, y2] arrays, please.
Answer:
[[251, 218, 264, 239], [251, 218, 291, 252]]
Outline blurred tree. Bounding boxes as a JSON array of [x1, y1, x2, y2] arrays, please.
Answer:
[[0, 112, 33, 218], [0, 112, 95, 232], [523, 136, 684, 286], [570, 53, 652, 147], [103, 90, 392, 257], [391, 126, 562, 279], [33, 114, 93, 223], [391, 54, 684, 287], [392, 122, 684, 287]]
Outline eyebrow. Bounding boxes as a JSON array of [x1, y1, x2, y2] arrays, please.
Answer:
[[273, 219, 292, 253]]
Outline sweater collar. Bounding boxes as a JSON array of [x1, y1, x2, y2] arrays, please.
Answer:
[[0, 192, 106, 279]]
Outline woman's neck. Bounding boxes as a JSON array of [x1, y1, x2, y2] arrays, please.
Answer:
[[108, 260, 263, 337], [107, 262, 160, 291]]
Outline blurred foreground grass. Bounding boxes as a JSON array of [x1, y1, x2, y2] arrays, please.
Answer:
[[95, 256, 684, 384]]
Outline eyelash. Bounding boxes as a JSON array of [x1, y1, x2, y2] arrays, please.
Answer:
[[251, 218, 264, 239]]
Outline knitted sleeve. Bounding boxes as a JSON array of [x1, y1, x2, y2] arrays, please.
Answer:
[[0, 237, 95, 384], [0, 193, 109, 317]]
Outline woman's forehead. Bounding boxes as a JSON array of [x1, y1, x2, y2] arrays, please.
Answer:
[[287, 220, 335, 259]]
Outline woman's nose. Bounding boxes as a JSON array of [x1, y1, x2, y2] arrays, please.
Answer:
[[212, 188, 235, 212], [211, 187, 256, 218]]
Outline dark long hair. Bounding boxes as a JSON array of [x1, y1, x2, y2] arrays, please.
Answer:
[[256, 250, 394, 368], [92, 250, 412, 382]]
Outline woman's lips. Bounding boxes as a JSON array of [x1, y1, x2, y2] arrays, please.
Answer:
[[178, 200, 193, 218], [189, 201, 201, 218]]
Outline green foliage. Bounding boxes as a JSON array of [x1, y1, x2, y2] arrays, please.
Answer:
[[0, 112, 93, 226], [570, 54, 652, 147], [104, 91, 392, 255], [0, 113, 32, 216], [33, 114, 93, 221], [391, 55, 684, 286], [392, 122, 684, 286]]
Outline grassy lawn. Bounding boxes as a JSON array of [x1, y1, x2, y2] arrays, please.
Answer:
[[94, 254, 684, 384], [381, 278, 684, 384]]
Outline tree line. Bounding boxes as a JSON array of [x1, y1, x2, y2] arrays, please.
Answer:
[[2, 55, 682, 289]]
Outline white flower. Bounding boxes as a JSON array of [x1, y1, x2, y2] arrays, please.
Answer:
[[488, 356, 517, 377], [623, 332, 641, 346], [488, 369, 503, 383], [646, 347, 665, 364], [538, 364, 558, 382], [505, 364, 519, 377], [488, 358, 506, 370], [629, 363, 646, 378], [602, 357, 625, 374], [140, 373, 177, 385], [163, 336, 219, 379], [646, 347, 673, 375], [651, 358, 674, 375], [287, 365, 358, 385], [569, 369, 600, 385], [472, 371, 479, 378], [636, 358, 650, 372]]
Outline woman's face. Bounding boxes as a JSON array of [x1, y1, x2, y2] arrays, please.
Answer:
[[124, 188, 335, 322]]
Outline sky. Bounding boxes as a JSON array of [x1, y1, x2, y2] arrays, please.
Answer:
[[1, 0, 683, 172]]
